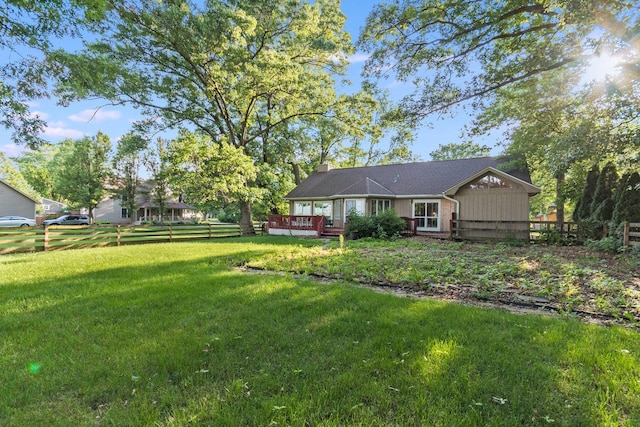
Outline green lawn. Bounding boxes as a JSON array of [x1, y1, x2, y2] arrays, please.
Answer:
[[1, 237, 639, 426]]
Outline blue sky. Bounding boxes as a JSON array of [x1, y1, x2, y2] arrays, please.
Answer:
[[0, 1, 503, 160]]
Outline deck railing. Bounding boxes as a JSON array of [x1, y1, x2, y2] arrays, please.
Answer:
[[268, 215, 327, 236]]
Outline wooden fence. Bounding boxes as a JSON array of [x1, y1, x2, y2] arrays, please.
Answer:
[[451, 220, 607, 243], [623, 222, 640, 247], [0, 222, 265, 254]]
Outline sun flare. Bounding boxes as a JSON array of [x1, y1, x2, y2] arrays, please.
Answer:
[[583, 52, 622, 82]]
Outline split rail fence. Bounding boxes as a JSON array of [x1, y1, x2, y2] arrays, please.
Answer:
[[0, 223, 265, 254]]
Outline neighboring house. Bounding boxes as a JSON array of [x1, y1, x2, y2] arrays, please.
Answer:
[[269, 156, 540, 238], [41, 198, 66, 216], [94, 182, 197, 224], [0, 179, 40, 219]]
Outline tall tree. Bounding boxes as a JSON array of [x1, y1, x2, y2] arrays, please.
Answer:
[[52, 0, 353, 234], [574, 166, 600, 221], [53, 132, 111, 222], [0, 152, 40, 201], [12, 144, 60, 200], [112, 132, 147, 222], [590, 162, 619, 222], [359, 1, 640, 228], [612, 172, 640, 223], [142, 138, 171, 222], [429, 142, 491, 161]]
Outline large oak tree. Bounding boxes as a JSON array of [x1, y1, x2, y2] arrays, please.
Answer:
[[52, 0, 353, 234]]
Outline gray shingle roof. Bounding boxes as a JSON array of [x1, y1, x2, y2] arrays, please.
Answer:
[[285, 156, 535, 199]]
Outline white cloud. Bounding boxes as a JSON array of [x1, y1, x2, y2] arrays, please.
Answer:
[[0, 143, 27, 157], [42, 125, 85, 139], [347, 53, 370, 64], [28, 110, 50, 120], [69, 109, 122, 123]]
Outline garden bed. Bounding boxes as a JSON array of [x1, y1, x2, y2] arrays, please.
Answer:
[[245, 237, 640, 326]]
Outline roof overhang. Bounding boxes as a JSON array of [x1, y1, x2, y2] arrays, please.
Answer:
[[0, 179, 41, 204], [285, 194, 446, 201], [444, 167, 541, 197]]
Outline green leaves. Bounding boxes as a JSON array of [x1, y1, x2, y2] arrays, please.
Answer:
[[53, 132, 112, 218], [166, 130, 262, 207]]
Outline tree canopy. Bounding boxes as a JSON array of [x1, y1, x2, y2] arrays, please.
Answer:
[[359, 1, 639, 225], [1, 0, 109, 147], [429, 142, 490, 161], [53, 132, 111, 221], [359, 0, 640, 120], [51, 0, 355, 233]]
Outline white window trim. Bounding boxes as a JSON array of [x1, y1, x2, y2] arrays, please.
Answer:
[[413, 199, 441, 232]]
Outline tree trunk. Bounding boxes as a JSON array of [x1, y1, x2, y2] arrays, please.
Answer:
[[239, 200, 255, 236], [555, 171, 565, 230], [290, 162, 302, 185]]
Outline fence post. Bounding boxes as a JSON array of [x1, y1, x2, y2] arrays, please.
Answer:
[[602, 222, 608, 239], [117, 224, 121, 247], [208, 223, 212, 239], [623, 222, 630, 247], [44, 226, 49, 252], [169, 223, 173, 242]]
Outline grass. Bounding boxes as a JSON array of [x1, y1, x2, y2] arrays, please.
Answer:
[[1, 236, 639, 426]]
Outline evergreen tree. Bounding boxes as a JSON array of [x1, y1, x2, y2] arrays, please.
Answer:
[[573, 165, 599, 221], [612, 172, 640, 223], [590, 163, 618, 222]]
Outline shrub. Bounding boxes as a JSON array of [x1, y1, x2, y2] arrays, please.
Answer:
[[585, 236, 620, 252], [345, 209, 406, 240], [372, 209, 406, 239], [345, 210, 375, 238]]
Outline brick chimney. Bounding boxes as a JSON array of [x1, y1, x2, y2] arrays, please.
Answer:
[[317, 163, 333, 173]]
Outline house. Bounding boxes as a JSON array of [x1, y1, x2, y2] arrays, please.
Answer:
[[0, 179, 39, 219], [268, 156, 540, 238], [93, 181, 197, 224], [41, 198, 66, 216]]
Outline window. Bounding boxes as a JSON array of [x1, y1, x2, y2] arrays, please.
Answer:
[[333, 200, 342, 219], [466, 173, 512, 190], [294, 202, 312, 215], [121, 208, 130, 218], [314, 202, 332, 218], [370, 199, 391, 216], [413, 200, 440, 231], [345, 199, 365, 216]]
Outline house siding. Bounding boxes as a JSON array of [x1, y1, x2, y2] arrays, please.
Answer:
[[455, 183, 530, 239], [456, 184, 529, 221], [95, 197, 130, 224], [0, 181, 37, 218]]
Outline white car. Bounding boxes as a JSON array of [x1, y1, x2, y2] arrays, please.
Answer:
[[0, 216, 37, 227]]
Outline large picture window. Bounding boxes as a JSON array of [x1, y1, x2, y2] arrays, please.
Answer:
[[314, 202, 332, 218], [294, 202, 312, 215]]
